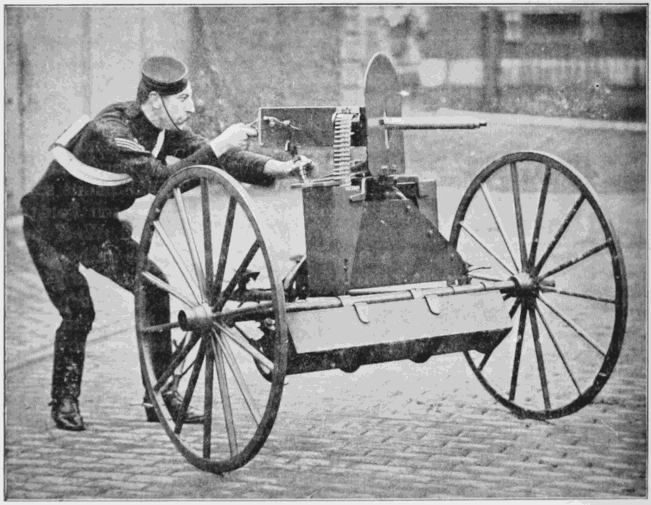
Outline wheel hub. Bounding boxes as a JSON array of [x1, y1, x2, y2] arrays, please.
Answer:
[[178, 303, 214, 332], [510, 272, 539, 298]]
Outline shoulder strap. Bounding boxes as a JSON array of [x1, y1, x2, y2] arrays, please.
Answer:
[[50, 115, 91, 150], [152, 129, 165, 158], [52, 146, 133, 187]]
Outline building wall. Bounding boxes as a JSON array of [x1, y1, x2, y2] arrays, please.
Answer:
[[421, 7, 484, 60], [340, 6, 647, 93], [190, 6, 343, 127], [500, 6, 647, 88], [5, 6, 193, 215]]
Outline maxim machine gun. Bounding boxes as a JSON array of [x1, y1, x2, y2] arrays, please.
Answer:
[[135, 54, 628, 473]]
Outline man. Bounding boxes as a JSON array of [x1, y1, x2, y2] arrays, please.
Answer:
[[21, 55, 311, 431]]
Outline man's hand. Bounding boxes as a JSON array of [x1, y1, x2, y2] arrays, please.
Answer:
[[210, 123, 257, 158], [263, 156, 317, 180], [289, 155, 316, 182]]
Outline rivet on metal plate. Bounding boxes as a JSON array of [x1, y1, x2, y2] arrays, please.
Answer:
[[354, 302, 370, 324], [425, 294, 441, 315]]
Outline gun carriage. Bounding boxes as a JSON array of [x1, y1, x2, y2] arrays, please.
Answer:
[[135, 54, 627, 473]]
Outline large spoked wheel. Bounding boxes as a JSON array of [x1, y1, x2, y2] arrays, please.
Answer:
[[450, 151, 627, 420], [135, 165, 288, 473]]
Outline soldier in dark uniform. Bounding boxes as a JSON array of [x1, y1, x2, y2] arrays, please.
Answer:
[[21, 56, 311, 431]]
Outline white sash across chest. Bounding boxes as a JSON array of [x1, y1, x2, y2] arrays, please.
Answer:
[[50, 115, 165, 187]]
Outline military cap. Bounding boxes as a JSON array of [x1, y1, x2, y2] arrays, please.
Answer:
[[140, 55, 189, 96]]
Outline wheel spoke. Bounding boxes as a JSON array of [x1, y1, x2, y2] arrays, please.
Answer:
[[535, 194, 585, 275], [477, 299, 521, 371], [537, 293, 607, 356], [141, 271, 195, 307], [215, 322, 274, 372], [480, 182, 520, 271], [203, 335, 214, 459], [529, 165, 552, 266], [214, 331, 263, 426], [210, 331, 238, 456], [509, 298, 522, 319], [527, 304, 551, 411], [217, 241, 261, 309], [173, 188, 207, 298], [213, 197, 237, 302], [153, 221, 203, 304], [534, 303, 582, 395], [510, 162, 528, 270], [539, 242, 609, 281], [173, 333, 188, 352], [541, 286, 615, 304], [176, 361, 196, 382], [460, 222, 517, 276], [509, 303, 528, 402], [139, 321, 180, 334], [154, 332, 202, 392], [233, 324, 274, 374], [174, 338, 206, 435], [201, 179, 214, 298], [478, 347, 494, 371]]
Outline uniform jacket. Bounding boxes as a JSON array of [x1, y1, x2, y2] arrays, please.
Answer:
[[21, 101, 275, 244]]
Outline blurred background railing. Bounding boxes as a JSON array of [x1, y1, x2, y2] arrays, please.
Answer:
[[5, 5, 646, 215]]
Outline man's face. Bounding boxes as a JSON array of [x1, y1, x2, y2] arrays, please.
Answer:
[[160, 83, 195, 130]]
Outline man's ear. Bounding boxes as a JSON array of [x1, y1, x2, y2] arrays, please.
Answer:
[[149, 91, 162, 109]]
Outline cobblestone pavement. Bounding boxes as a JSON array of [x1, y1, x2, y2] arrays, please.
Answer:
[[4, 189, 647, 500]]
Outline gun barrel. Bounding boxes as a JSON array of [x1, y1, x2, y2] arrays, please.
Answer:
[[380, 116, 487, 130]]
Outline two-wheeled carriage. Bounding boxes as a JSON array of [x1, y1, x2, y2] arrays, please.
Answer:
[[135, 53, 627, 473]]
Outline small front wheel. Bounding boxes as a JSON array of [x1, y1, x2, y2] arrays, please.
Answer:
[[135, 165, 288, 473]]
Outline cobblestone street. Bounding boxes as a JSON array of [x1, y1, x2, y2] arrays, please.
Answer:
[[4, 186, 647, 500]]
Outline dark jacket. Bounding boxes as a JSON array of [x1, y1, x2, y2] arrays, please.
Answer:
[[21, 101, 274, 239]]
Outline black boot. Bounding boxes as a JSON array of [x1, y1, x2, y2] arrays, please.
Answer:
[[51, 330, 88, 432], [50, 397, 86, 431], [143, 389, 205, 424]]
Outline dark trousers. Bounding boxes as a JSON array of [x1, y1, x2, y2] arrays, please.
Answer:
[[23, 216, 172, 402]]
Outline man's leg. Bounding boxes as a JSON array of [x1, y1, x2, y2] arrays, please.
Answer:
[[82, 229, 204, 423], [23, 218, 93, 431]]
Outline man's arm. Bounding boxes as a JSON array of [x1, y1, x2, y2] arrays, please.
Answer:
[[166, 123, 280, 187], [82, 119, 303, 194], [163, 123, 306, 186], [81, 120, 275, 194]]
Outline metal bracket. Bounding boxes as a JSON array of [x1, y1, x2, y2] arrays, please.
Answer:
[[349, 177, 367, 203], [353, 302, 370, 324], [337, 296, 370, 323], [332, 106, 361, 123], [283, 255, 306, 291], [336, 296, 354, 307], [262, 115, 300, 131], [409, 288, 424, 299], [425, 294, 442, 315]]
